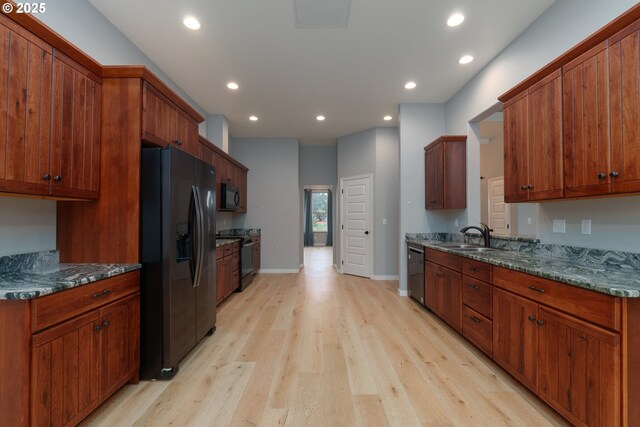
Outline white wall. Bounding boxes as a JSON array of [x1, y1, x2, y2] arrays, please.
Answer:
[[230, 138, 301, 272], [336, 128, 400, 278], [1, 1, 210, 257], [443, 0, 640, 251], [207, 115, 229, 152], [398, 104, 446, 291], [0, 198, 56, 257]]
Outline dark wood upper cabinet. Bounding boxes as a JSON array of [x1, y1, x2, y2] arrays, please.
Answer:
[[609, 19, 640, 194], [142, 82, 199, 158], [0, 14, 100, 200], [199, 136, 248, 213], [424, 135, 466, 210], [563, 42, 611, 197], [503, 70, 563, 203], [49, 54, 101, 200]]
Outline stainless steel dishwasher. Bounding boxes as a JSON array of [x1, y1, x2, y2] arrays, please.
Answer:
[[407, 243, 424, 305]]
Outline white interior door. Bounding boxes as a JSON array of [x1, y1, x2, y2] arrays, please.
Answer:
[[341, 175, 372, 278], [488, 177, 511, 236]]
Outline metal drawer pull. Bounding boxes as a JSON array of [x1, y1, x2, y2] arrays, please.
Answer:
[[470, 267, 480, 272], [536, 320, 545, 327], [528, 315, 536, 322], [94, 325, 102, 332], [92, 289, 112, 298], [435, 273, 443, 278], [528, 286, 545, 294], [467, 283, 480, 289], [102, 320, 111, 328], [464, 314, 481, 324]]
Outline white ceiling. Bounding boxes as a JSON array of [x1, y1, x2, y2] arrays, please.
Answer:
[[89, 0, 555, 145]]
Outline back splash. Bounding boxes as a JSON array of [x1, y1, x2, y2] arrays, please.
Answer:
[[0, 250, 59, 273], [406, 233, 640, 271], [217, 228, 261, 236]]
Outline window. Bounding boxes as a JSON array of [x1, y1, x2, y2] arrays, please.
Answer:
[[312, 191, 328, 232]]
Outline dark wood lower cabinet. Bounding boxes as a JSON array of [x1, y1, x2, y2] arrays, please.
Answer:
[[492, 288, 539, 393], [216, 242, 241, 305], [424, 261, 461, 332], [537, 307, 620, 427]]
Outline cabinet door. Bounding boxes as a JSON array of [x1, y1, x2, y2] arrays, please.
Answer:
[[563, 43, 611, 197], [503, 92, 529, 202], [424, 261, 442, 315], [537, 307, 620, 427], [237, 167, 247, 212], [213, 154, 223, 211], [253, 243, 260, 272], [201, 143, 214, 165], [216, 257, 225, 305], [440, 266, 462, 333], [31, 310, 101, 427], [0, 22, 52, 196], [176, 112, 199, 158], [527, 70, 563, 201], [99, 293, 139, 400], [141, 83, 177, 147], [425, 144, 443, 209], [492, 288, 538, 392], [50, 56, 101, 199], [609, 24, 640, 194]]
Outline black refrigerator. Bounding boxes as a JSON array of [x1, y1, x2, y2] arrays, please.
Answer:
[[140, 146, 216, 380]]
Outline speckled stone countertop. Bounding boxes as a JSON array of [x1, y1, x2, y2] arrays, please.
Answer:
[[218, 228, 261, 237], [0, 250, 140, 300], [406, 234, 640, 298]]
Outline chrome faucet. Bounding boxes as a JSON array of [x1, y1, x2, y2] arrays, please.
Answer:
[[460, 222, 493, 248]]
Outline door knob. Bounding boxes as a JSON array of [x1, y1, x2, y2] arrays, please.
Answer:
[[364, 231, 369, 235]]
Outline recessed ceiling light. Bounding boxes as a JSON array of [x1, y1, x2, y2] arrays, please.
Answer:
[[227, 82, 239, 90], [404, 81, 417, 90], [383, 115, 393, 121], [249, 115, 258, 121], [458, 55, 474, 64], [316, 115, 325, 121], [447, 13, 465, 27], [183, 16, 201, 30]]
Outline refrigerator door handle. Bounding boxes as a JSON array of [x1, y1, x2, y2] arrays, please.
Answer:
[[192, 185, 204, 288]]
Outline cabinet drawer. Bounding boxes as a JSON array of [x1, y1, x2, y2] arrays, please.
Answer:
[[216, 245, 224, 260], [223, 243, 233, 257], [493, 267, 621, 331], [462, 306, 492, 356], [232, 241, 241, 253], [425, 248, 461, 272], [462, 258, 492, 282], [31, 271, 139, 333], [462, 275, 492, 319], [231, 252, 240, 272]]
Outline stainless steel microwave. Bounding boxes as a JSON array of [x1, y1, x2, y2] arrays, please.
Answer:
[[221, 182, 240, 210]]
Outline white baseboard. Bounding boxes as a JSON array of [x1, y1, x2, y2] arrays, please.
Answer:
[[371, 275, 400, 281], [397, 288, 409, 297], [257, 268, 300, 274]]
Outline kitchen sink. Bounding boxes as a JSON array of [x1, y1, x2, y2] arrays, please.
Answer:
[[453, 247, 500, 253], [434, 243, 480, 248]]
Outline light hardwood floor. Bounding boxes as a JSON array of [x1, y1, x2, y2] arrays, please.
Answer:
[[81, 247, 569, 427]]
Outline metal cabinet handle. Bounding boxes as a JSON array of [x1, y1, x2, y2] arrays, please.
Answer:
[[610, 171, 619, 178], [102, 320, 111, 328], [467, 283, 479, 289], [470, 267, 480, 272], [520, 185, 527, 190], [598, 172, 607, 179], [527, 184, 534, 190], [42, 174, 51, 181], [536, 319, 545, 327], [528, 286, 545, 294], [464, 314, 481, 324], [528, 315, 536, 322], [435, 273, 443, 278], [53, 175, 62, 182], [174, 140, 183, 146], [94, 325, 102, 332], [92, 289, 112, 298]]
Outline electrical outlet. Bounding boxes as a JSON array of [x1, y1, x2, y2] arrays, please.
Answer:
[[581, 219, 592, 235], [527, 217, 532, 225], [552, 219, 566, 234], [454, 219, 459, 227]]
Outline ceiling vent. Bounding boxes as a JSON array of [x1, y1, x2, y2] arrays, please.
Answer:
[[294, 0, 351, 29]]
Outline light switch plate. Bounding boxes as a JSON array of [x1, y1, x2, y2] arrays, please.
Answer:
[[527, 217, 532, 225], [454, 219, 459, 227], [553, 219, 566, 234], [382, 218, 388, 225], [581, 219, 592, 235]]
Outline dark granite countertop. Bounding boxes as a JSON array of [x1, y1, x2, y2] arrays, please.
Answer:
[[0, 263, 141, 300], [406, 237, 640, 298]]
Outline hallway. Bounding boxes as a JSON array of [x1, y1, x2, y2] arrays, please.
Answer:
[[82, 249, 567, 426]]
